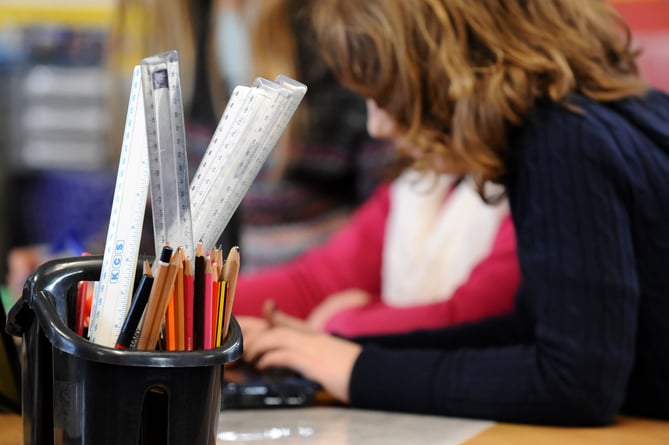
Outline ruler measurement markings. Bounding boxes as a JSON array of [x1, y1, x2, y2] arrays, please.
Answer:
[[141, 51, 194, 259], [193, 82, 286, 252], [241, 77, 304, 183], [189, 86, 256, 217], [89, 65, 149, 347], [192, 93, 274, 249], [239, 75, 308, 193], [190, 88, 265, 237]]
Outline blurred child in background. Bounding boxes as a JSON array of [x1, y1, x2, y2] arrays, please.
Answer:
[[240, 0, 669, 425]]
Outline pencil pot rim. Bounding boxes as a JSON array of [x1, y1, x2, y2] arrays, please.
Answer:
[[7, 255, 243, 367]]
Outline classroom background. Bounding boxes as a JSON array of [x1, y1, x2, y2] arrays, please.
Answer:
[[0, 0, 668, 311]]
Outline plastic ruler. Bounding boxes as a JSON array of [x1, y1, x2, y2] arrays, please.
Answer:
[[190, 76, 307, 252], [89, 51, 194, 347], [88, 65, 150, 347], [140, 51, 194, 260], [189, 85, 261, 238]]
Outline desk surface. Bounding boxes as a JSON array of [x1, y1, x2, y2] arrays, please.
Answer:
[[2, 408, 669, 445]]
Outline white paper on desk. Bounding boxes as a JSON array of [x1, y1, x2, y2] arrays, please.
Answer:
[[217, 406, 494, 445]]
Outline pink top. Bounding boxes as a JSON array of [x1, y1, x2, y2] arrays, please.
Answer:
[[233, 183, 520, 337]]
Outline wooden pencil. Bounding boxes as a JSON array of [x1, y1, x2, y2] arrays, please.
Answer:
[[135, 245, 173, 350], [222, 246, 240, 340], [137, 246, 182, 350], [165, 288, 177, 350]]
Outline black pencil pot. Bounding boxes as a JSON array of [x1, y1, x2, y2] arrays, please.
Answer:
[[6, 256, 243, 445]]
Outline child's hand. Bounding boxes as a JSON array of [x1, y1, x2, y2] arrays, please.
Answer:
[[307, 289, 370, 331], [243, 325, 362, 403]]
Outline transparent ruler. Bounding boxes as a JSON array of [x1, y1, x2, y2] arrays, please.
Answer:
[[88, 66, 150, 347], [140, 50, 194, 260], [190, 76, 307, 252], [89, 51, 194, 347]]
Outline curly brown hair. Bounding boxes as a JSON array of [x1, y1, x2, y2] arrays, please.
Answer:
[[307, 0, 648, 189]]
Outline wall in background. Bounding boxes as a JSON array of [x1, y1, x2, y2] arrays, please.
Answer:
[[613, 0, 669, 93]]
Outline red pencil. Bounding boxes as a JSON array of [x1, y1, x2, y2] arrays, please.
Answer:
[[75, 280, 88, 336], [74, 252, 91, 337], [183, 257, 195, 351], [203, 256, 214, 350]]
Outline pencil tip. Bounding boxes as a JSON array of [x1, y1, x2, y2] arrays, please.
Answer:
[[196, 241, 205, 256]]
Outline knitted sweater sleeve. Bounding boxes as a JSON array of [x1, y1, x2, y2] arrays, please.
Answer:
[[323, 215, 519, 337], [232, 184, 388, 318], [349, 103, 641, 426]]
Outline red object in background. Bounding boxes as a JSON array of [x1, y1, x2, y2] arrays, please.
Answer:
[[613, 0, 669, 32], [612, 0, 669, 92]]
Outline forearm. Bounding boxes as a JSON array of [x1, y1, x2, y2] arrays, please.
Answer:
[[347, 284, 635, 425], [349, 342, 627, 426]]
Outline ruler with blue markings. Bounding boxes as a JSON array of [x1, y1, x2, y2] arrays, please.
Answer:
[[90, 51, 194, 347], [88, 65, 149, 347]]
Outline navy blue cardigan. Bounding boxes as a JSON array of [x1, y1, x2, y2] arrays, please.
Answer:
[[349, 90, 669, 425]]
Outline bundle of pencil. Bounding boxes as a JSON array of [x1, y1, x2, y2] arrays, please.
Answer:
[[115, 242, 240, 351]]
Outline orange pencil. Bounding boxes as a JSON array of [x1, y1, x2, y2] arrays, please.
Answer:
[[175, 257, 185, 350], [165, 288, 177, 350]]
